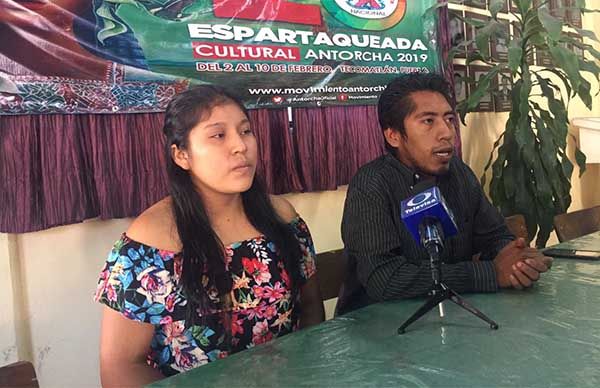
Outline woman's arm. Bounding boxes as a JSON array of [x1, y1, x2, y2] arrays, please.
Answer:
[[99, 307, 164, 387], [299, 275, 325, 328]]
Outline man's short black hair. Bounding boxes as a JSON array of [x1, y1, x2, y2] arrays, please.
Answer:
[[378, 73, 453, 152]]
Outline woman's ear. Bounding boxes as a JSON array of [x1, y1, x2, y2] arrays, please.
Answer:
[[383, 127, 403, 149], [171, 144, 190, 170]]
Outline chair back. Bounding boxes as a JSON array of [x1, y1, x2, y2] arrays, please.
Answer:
[[505, 214, 530, 244], [0, 361, 38, 388], [553, 205, 600, 242], [315, 249, 347, 301]]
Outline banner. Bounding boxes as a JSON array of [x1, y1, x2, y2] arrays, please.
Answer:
[[0, 0, 441, 114]]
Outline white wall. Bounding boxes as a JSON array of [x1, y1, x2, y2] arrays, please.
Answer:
[[0, 234, 18, 366], [0, 189, 348, 387], [282, 187, 347, 252], [9, 218, 130, 387]]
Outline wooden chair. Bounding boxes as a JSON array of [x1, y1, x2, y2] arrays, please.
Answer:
[[553, 205, 600, 242], [505, 214, 530, 244], [0, 361, 38, 388], [315, 249, 347, 301]]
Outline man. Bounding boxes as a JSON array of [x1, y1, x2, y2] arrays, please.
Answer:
[[337, 73, 552, 315]]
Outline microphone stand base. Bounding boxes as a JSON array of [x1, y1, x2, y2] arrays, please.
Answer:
[[397, 283, 499, 334]]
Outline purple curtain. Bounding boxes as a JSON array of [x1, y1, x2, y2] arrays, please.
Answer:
[[85, 113, 169, 219], [0, 113, 169, 233], [249, 109, 303, 194], [294, 105, 385, 191], [2, 108, 377, 233]]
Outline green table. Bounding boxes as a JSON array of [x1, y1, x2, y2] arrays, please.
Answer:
[[547, 231, 600, 252], [151, 259, 600, 387]]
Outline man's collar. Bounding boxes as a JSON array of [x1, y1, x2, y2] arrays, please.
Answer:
[[383, 152, 452, 190], [383, 152, 423, 188]]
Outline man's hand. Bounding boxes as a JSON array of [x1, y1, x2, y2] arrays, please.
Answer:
[[509, 249, 553, 290], [493, 238, 552, 289]]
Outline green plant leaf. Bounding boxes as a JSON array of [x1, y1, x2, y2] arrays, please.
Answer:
[[503, 162, 516, 200], [490, 139, 510, 209], [539, 68, 573, 99], [477, 20, 506, 60], [577, 76, 593, 109], [535, 120, 564, 210], [466, 50, 487, 64], [465, 65, 502, 112], [474, 23, 498, 58], [537, 7, 562, 42], [535, 75, 569, 126], [517, 0, 532, 17], [549, 45, 581, 91], [513, 164, 536, 235], [584, 45, 600, 62], [446, 46, 464, 63], [464, 17, 488, 28], [514, 75, 533, 157], [554, 149, 573, 202], [572, 27, 599, 42], [561, 155, 574, 181], [572, 0, 585, 8], [538, 108, 568, 149], [532, 152, 553, 202], [532, 152, 554, 247], [578, 59, 600, 83], [508, 39, 523, 72], [528, 32, 546, 46], [534, 99, 569, 150], [481, 132, 506, 186], [489, 0, 505, 19], [574, 143, 587, 177]]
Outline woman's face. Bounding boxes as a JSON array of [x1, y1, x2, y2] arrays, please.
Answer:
[[174, 102, 258, 197]]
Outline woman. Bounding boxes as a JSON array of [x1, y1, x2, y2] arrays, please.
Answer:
[[94, 85, 325, 386]]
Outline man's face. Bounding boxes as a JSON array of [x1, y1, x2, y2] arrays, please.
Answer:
[[386, 91, 456, 177]]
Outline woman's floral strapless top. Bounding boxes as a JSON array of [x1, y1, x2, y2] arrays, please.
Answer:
[[94, 217, 316, 376]]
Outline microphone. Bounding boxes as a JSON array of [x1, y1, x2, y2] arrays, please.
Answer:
[[397, 182, 500, 334], [400, 181, 458, 251]]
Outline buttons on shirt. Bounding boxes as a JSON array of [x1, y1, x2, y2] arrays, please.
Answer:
[[411, 173, 421, 190]]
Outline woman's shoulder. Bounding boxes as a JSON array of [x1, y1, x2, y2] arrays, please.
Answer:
[[126, 197, 181, 252], [269, 195, 299, 224]]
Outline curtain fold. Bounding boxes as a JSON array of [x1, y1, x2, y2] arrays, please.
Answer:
[[39, 114, 98, 226], [1, 115, 44, 231], [86, 113, 168, 219], [249, 109, 303, 194], [326, 105, 385, 186], [293, 107, 336, 191], [294, 106, 385, 192]]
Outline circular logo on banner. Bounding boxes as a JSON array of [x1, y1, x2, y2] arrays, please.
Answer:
[[406, 192, 432, 207], [322, 0, 407, 31]]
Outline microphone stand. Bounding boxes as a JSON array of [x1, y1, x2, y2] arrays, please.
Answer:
[[397, 221, 499, 334]]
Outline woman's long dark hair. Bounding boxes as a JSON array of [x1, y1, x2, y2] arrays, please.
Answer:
[[162, 85, 304, 327]]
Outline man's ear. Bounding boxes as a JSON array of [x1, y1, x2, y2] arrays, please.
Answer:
[[383, 127, 403, 149], [171, 144, 190, 170]]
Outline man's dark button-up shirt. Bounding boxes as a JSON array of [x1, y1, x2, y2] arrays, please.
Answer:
[[337, 153, 513, 314]]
